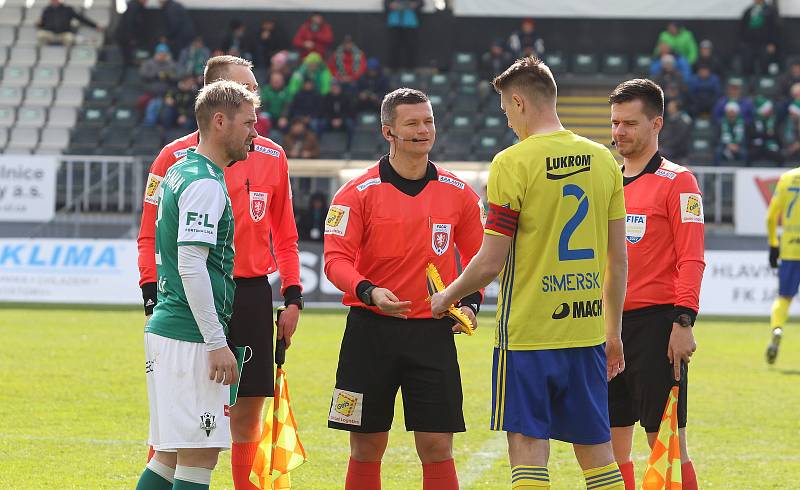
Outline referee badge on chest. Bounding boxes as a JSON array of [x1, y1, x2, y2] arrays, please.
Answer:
[[625, 214, 646, 244], [432, 223, 452, 255], [249, 191, 268, 222]]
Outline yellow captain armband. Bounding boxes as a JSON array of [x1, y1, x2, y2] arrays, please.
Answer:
[[425, 263, 474, 335]]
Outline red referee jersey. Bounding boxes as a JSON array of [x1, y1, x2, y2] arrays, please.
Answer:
[[137, 131, 301, 294], [324, 157, 485, 318], [623, 153, 705, 314]]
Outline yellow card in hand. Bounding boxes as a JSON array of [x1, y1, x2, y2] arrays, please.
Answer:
[[426, 263, 474, 335]]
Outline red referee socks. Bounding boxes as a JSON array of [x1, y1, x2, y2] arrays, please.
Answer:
[[422, 459, 459, 490], [231, 442, 260, 490], [682, 461, 698, 490], [618, 461, 635, 490], [345, 458, 381, 490]]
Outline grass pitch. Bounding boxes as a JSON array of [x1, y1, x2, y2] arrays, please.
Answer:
[[0, 308, 798, 489]]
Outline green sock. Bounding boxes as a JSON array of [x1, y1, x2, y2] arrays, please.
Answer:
[[172, 480, 209, 490], [135, 468, 172, 490]]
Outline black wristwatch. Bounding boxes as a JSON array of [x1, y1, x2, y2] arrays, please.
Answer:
[[675, 313, 693, 328], [360, 285, 377, 306], [285, 296, 304, 310]]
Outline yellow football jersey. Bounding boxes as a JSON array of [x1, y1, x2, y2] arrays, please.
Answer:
[[486, 129, 625, 350], [767, 167, 800, 260]]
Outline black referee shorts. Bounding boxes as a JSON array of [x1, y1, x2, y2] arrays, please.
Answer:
[[608, 305, 688, 433], [328, 307, 466, 434], [228, 276, 274, 398]]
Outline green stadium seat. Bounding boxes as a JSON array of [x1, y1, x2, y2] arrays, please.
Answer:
[[31, 66, 60, 88], [390, 71, 419, 90], [633, 54, 651, 75], [109, 107, 138, 128], [451, 115, 474, 130], [0, 86, 23, 106], [356, 112, 379, 129], [2, 65, 30, 87], [451, 94, 479, 116], [754, 77, 778, 98], [452, 52, 477, 73], [456, 73, 479, 95], [16, 106, 46, 129], [689, 138, 713, 163], [84, 86, 113, 109], [545, 53, 567, 74], [25, 86, 53, 107], [428, 94, 447, 112], [602, 54, 629, 75], [572, 53, 599, 75], [481, 115, 506, 137], [693, 117, 713, 140], [78, 107, 106, 128], [0, 106, 16, 128], [91, 64, 121, 87], [474, 134, 501, 161]]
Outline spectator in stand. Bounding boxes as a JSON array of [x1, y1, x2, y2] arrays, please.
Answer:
[[739, 0, 780, 75], [140, 44, 179, 126], [260, 71, 293, 132], [292, 13, 334, 59], [158, 74, 198, 129], [298, 192, 328, 241], [778, 60, 800, 103], [384, 0, 423, 70], [255, 109, 272, 138], [289, 79, 323, 133], [782, 86, 800, 161], [288, 52, 332, 97], [653, 21, 698, 66], [221, 19, 253, 61], [750, 97, 783, 164], [688, 64, 722, 116], [255, 19, 287, 69], [654, 54, 688, 103], [328, 35, 367, 91], [713, 78, 754, 123], [480, 39, 513, 81], [356, 57, 389, 113], [116, 0, 146, 67], [695, 40, 725, 77], [660, 99, 693, 162], [270, 50, 293, 80], [321, 81, 355, 143], [37, 0, 104, 47], [650, 42, 691, 81], [715, 101, 749, 164], [177, 36, 210, 79], [160, 0, 195, 57], [283, 118, 320, 159], [507, 18, 545, 59]]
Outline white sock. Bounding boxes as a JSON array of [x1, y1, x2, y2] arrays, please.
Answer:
[[146, 458, 175, 483], [174, 465, 212, 485]]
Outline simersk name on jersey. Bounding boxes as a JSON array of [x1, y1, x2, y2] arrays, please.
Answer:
[[551, 299, 603, 320], [625, 214, 646, 244], [655, 168, 677, 180], [545, 154, 592, 180], [357, 177, 381, 192], [541, 272, 600, 293], [438, 175, 465, 189], [253, 144, 281, 158]]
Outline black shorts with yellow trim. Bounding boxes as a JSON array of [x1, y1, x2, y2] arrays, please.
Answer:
[[327, 307, 466, 433], [608, 305, 688, 433], [228, 276, 274, 398]]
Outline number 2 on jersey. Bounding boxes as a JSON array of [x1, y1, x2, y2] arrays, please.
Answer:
[[558, 184, 594, 261]]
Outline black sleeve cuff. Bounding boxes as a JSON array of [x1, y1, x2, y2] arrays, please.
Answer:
[[141, 282, 157, 316], [458, 291, 483, 314], [672, 306, 697, 326], [282, 285, 302, 302], [355, 280, 375, 300]]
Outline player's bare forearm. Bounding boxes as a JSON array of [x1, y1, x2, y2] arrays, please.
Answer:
[[441, 233, 510, 305], [603, 219, 627, 341]]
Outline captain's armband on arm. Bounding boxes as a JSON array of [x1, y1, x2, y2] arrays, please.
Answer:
[[485, 203, 520, 237]]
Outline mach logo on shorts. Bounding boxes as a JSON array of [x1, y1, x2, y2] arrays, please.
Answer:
[[552, 299, 603, 320], [200, 412, 217, 436], [328, 388, 363, 426]]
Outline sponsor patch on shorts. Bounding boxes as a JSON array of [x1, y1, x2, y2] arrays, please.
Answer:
[[680, 193, 704, 223], [324, 205, 350, 236], [328, 388, 363, 426]]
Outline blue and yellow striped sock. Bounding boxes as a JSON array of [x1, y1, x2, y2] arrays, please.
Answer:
[[583, 462, 624, 489], [511, 465, 550, 488]]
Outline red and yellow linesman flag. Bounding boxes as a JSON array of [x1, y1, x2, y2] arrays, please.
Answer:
[[250, 318, 307, 490], [425, 262, 474, 335], [642, 385, 682, 489]]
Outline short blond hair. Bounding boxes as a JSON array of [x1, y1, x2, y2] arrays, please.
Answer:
[[203, 55, 253, 86], [195, 80, 260, 131], [492, 56, 557, 104]]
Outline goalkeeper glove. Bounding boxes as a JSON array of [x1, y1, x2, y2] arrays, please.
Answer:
[[769, 246, 780, 269]]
